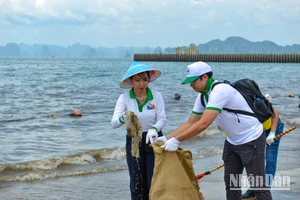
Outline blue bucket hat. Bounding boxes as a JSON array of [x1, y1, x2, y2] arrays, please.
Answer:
[[120, 61, 161, 89]]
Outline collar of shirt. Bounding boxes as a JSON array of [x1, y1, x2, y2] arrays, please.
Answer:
[[200, 77, 215, 102], [129, 87, 154, 100]]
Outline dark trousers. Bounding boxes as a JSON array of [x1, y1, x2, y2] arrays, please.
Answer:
[[222, 132, 272, 200], [126, 131, 163, 200]]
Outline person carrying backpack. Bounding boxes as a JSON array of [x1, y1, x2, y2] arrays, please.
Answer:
[[158, 61, 272, 200], [242, 94, 284, 199]]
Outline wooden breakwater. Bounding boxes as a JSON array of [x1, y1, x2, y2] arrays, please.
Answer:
[[134, 54, 300, 63]]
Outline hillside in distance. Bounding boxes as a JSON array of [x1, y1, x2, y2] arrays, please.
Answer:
[[0, 36, 299, 58]]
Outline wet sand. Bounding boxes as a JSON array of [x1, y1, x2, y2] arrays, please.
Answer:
[[1, 153, 299, 200], [198, 168, 300, 200], [195, 155, 300, 200], [1, 140, 299, 200]]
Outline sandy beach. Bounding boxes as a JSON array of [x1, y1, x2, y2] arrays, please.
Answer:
[[194, 154, 300, 200], [198, 168, 300, 200], [1, 152, 299, 200]]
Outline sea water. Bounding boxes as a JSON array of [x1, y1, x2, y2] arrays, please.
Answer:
[[0, 57, 299, 199]]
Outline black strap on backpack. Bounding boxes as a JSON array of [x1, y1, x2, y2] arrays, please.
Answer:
[[200, 82, 222, 107], [200, 81, 256, 118]]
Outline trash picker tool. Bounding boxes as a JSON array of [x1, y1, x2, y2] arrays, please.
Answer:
[[273, 126, 296, 140], [196, 163, 224, 181], [196, 127, 296, 181]]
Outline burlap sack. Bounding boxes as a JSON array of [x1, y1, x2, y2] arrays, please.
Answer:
[[149, 142, 204, 200]]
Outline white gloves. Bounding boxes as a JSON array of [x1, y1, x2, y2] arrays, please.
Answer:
[[161, 136, 180, 151], [266, 131, 276, 145], [156, 136, 168, 143], [119, 112, 127, 124], [146, 129, 158, 144]]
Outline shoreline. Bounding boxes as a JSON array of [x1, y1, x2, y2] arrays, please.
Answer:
[[0, 154, 299, 199]]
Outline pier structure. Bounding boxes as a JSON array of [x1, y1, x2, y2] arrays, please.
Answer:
[[134, 53, 300, 63]]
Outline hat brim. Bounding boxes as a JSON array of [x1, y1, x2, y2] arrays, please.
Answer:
[[181, 76, 199, 84], [120, 69, 161, 89]]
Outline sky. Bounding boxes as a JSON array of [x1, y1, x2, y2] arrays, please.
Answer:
[[0, 0, 300, 48]]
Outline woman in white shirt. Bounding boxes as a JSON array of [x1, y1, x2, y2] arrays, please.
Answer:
[[111, 61, 166, 200]]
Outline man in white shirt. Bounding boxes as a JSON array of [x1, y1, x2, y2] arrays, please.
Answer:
[[159, 61, 272, 200]]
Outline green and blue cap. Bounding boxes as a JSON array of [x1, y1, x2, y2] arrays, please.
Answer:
[[120, 61, 161, 89]]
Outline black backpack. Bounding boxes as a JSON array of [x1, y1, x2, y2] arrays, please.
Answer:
[[201, 79, 274, 123]]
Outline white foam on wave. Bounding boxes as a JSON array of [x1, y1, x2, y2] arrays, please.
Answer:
[[98, 147, 126, 159], [4, 164, 128, 182], [64, 154, 96, 165], [196, 125, 221, 138], [0, 147, 127, 173], [192, 145, 223, 159], [286, 118, 300, 126]]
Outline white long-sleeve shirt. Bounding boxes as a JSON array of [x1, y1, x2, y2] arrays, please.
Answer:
[[111, 88, 166, 132]]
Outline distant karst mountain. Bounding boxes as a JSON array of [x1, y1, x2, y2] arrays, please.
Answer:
[[0, 36, 299, 57]]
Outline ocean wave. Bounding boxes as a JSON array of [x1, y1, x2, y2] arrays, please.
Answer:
[[286, 118, 300, 127], [0, 147, 127, 184], [192, 145, 223, 159], [0, 147, 126, 173], [0, 164, 127, 183], [196, 125, 221, 137], [0, 117, 36, 124]]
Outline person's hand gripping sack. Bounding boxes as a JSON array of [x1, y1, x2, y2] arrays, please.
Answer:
[[156, 136, 167, 143], [146, 128, 158, 144], [266, 131, 275, 145], [161, 136, 180, 151]]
